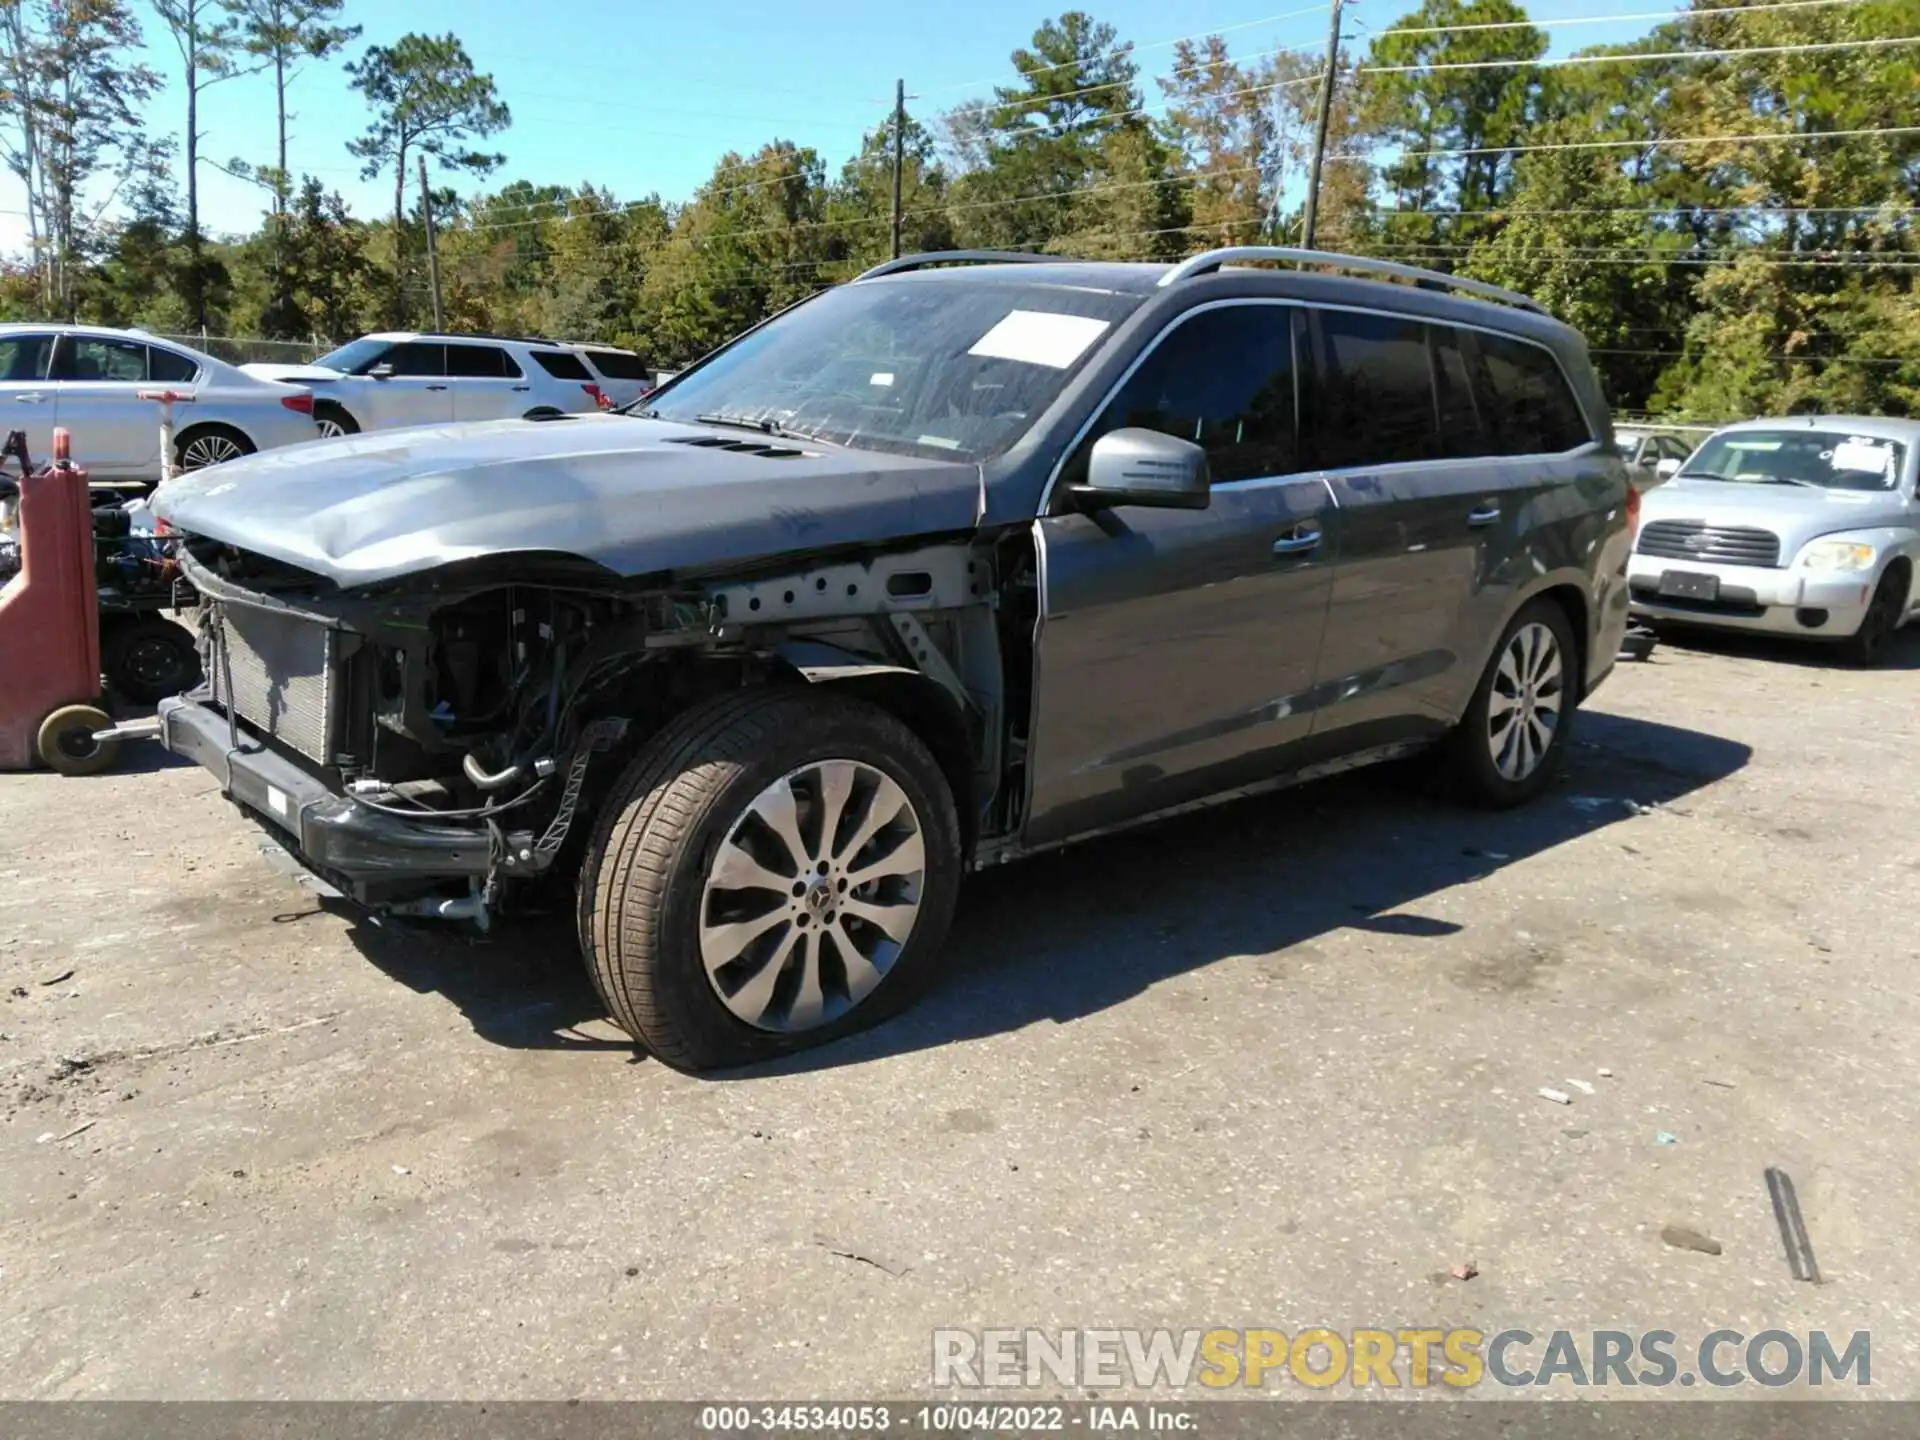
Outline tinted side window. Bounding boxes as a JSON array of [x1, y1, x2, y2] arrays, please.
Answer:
[[381, 342, 445, 377], [0, 334, 53, 381], [1307, 310, 1438, 468], [582, 349, 647, 379], [57, 337, 147, 382], [147, 346, 200, 384], [1431, 326, 1484, 459], [1092, 305, 1298, 484], [1474, 332, 1590, 454], [531, 350, 593, 381], [445, 343, 521, 378]]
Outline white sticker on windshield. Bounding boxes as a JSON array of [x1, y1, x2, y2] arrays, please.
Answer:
[[968, 310, 1111, 369], [870, 372, 895, 387], [1832, 439, 1893, 475]]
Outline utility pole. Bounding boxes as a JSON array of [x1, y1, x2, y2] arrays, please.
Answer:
[[1302, 0, 1345, 251], [417, 155, 445, 332], [890, 78, 907, 259]]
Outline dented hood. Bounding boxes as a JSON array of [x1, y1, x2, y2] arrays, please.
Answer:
[[150, 414, 983, 588]]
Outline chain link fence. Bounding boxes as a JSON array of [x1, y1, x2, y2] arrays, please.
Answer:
[[157, 333, 332, 366]]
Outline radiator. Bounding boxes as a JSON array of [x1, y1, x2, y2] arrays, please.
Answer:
[[210, 603, 339, 764]]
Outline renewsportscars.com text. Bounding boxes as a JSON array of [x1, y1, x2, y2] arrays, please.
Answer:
[[932, 1328, 1871, 1390]]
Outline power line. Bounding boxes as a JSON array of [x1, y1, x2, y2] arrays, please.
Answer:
[[1357, 32, 1920, 76], [1329, 123, 1920, 163], [915, 3, 1331, 98], [1358, 0, 1868, 43]]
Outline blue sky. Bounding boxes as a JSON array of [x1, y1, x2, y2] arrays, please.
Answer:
[[2, 0, 1666, 265]]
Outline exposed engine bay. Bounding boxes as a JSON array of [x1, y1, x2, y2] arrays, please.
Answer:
[[175, 531, 1037, 921]]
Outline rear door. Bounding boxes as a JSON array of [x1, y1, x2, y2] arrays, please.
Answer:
[[355, 341, 452, 428], [1298, 308, 1496, 743], [0, 332, 59, 463], [447, 342, 529, 421], [1025, 301, 1337, 845], [48, 335, 170, 476]]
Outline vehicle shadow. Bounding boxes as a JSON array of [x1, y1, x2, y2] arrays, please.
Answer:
[[725, 709, 1752, 1079], [1651, 619, 1920, 671], [338, 905, 628, 1053], [331, 710, 1750, 1065]]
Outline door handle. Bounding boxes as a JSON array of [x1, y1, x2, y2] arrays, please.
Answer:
[[14, 392, 44, 402], [1272, 525, 1322, 556], [425, 384, 449, 391], [511, 385, 530, 392], [1466, 503, 1501, 528]]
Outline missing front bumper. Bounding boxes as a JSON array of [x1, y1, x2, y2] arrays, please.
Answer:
[[157, 693, 492, 902]]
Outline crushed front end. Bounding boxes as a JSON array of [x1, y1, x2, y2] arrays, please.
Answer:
[[160, 538, 709, 922]]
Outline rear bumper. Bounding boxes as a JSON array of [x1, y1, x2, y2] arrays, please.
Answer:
[[157, 692, 491, 897], [1626, 554, 1873, 638]]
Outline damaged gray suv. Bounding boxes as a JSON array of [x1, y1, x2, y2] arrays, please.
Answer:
[[153, 247, 1633, 1071]]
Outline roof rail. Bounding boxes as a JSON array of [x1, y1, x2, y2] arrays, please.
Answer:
[[1157, 246, 1550, 316], [855, 250, 1060, 282]]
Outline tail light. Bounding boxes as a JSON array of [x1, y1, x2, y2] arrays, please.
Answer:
[[1625, 483, 1642, 538], [583, 383, 612, 410], [154, 516, 171, 534], [281, 391, 315, 415]]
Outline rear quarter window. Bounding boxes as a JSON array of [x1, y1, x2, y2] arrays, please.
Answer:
[[580, 349, 647, 380], [531, 350, 593, 380], [1474, 332, 1590, 455], [147, 347, 200, 384]]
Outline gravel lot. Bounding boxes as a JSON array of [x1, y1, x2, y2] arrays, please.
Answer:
[[3, 626, 1917, 1401]]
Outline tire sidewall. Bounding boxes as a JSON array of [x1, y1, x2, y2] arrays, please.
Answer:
[[1453, 598, 1579, 807], [600, 695, 961, 1068]]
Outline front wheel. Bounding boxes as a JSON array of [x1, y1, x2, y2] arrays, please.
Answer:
[[1439, 598, 1579, 809], [578, 689, 962, 1072], [313, 403, 359, 439], [1840, 564, 1908, 667]]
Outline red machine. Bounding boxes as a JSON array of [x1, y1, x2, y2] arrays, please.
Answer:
[[0, 427, 121, 774]]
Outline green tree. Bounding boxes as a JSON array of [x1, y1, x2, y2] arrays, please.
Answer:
[[826, 108, 953, 270], [346, 32, 510, 325], [223, 0, 361, 212], [150, 0, 249, 327], [0, 0, 158, 312], [1159, 36, 1276, 246]]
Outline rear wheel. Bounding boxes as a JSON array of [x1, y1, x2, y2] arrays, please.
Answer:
[[1439, 598, 1579, 809], [1841, 564, 1908, 667], [35, 704, 119, 776], [313, 403, 359, 439], [175, 424, 254, 471], [578, 688, 962, 1073]]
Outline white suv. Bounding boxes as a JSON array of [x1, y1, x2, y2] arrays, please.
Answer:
[[242, 333, 646, 437]]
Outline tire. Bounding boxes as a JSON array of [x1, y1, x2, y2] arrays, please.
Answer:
[[35, 704, 119, 776], [313, 403, 359, 439], [175, 423, 255, 472], [1439, 597, 1580, 809], [103, 615, 201, 705], [578, 688, 962, 1073], [1840, 564, 1908, 667]]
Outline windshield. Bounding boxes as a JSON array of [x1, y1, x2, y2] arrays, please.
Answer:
[[639, 280, 1144, 461], [311, 336, 393, 374], [1682, 429, 1907, 491]]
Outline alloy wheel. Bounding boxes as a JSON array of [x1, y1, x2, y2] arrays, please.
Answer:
[[180, 433, 245, 469], [699, 758, 926, 1034], [1487, 621, 1564, 782], [315, 417, 348, 439]]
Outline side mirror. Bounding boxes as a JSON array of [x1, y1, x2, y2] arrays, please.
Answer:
[[1073, 428, 1210, 511], [1654, 457, 1682, 479], [366, 362, 394, 380]]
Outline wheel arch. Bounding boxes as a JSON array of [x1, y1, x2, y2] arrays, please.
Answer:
[[769, 644, 977, 853]]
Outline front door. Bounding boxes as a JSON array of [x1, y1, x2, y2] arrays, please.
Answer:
[[0, 332, 59, 464], [353, 341, 454, 429], [1025, 302, 1337, 846], [47, 334, 163, 476]]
